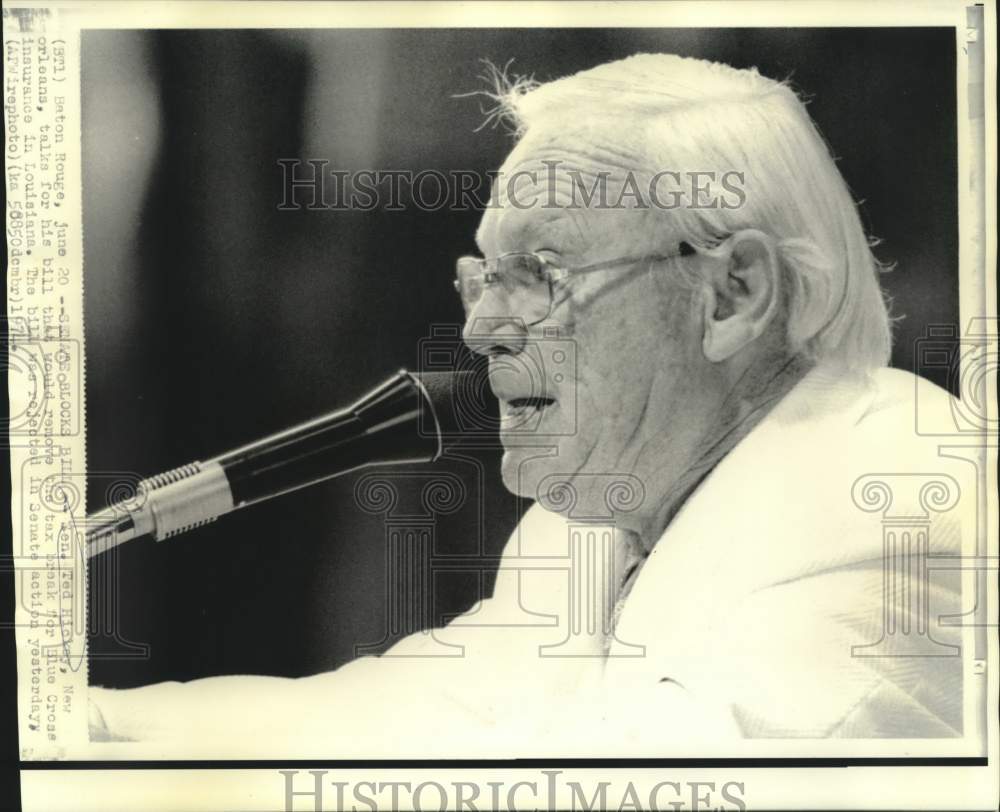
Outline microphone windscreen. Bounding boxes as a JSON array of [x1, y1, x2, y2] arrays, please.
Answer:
[[414, 370, 499, 444]]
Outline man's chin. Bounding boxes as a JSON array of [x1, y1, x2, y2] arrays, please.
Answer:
[[500, 448, 547, 499], [499, 445, 586, 504]]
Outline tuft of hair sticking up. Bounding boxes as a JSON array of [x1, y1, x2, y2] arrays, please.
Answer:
[[473, 54, 894, 371], [454, 59, 540, 134]]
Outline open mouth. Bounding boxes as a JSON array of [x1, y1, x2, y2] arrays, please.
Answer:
[[504, 396, 557, 422]]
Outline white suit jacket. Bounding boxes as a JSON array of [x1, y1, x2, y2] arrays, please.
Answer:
[[91, 366, 978, 757]]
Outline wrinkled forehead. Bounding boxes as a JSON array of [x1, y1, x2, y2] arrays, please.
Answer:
[[475, 126, 650, 256]]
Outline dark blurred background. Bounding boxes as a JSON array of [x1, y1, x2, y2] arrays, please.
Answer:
[[83, 28, 958, 687]]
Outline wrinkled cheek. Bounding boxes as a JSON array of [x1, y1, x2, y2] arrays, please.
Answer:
[[660, 288, 704, 357]]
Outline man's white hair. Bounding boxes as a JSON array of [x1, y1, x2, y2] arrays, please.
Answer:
[[483, 53, 894, 370]]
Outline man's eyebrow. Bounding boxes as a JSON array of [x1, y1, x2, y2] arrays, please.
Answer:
[[494, 211, 569, 254]]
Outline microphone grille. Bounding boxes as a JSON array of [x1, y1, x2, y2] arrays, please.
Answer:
[[414, 370, 498, 442]]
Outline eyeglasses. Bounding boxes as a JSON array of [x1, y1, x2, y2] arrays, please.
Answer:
[[454, 245, 689, 326]]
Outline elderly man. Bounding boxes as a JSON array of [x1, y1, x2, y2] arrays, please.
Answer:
[[90, 53, 973, 755]]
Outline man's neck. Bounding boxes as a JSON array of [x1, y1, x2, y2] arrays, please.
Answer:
[[626, 352, 813, 551]]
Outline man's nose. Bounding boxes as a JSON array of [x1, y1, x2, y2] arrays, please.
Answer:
[[462, 295, 528, 356]]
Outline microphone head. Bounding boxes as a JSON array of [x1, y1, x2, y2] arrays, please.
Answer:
[[414, 370, 499, 446]]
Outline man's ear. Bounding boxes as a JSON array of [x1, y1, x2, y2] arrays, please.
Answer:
[[700, 229, 781, 362]]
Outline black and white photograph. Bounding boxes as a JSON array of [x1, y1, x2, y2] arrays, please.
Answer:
[[4, 1, 997, 810]]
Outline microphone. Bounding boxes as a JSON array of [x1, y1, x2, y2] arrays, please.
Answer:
[[84, 370, 496, 559]]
